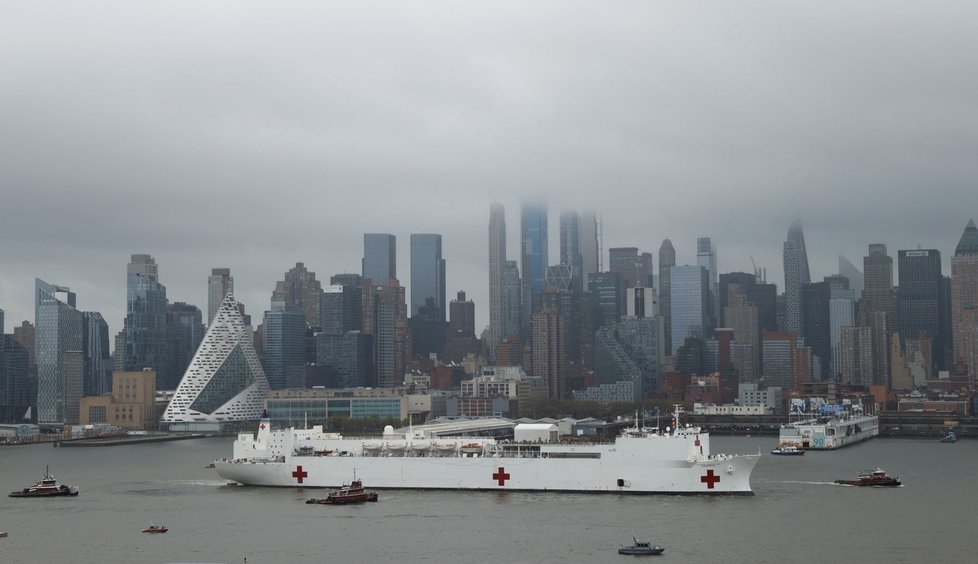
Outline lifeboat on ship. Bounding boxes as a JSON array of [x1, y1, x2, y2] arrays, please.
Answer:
[[409, 440, 431, 453], [459, 443, 484, 455]]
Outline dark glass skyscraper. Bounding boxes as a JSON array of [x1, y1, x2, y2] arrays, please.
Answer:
[[125, 254, 169, 386], [898, 249, 943, 370], [520, 203, 548, 329], [363, 233, 396, 286], [82, 311, 112, 396], [263, 300, 307, 389], [409, 233, 445, 320]]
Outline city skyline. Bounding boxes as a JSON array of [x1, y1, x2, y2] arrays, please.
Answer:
[[0, 213, 973, 342], [3, 3, 977, 337]]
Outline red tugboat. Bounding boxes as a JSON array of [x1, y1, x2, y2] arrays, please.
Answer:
[[142, 523, 168, 534], [835, 468, 901, 487], [8, 466, 79, 498], [306, 477, 378, 505]]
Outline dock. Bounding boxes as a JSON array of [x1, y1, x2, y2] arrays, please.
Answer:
[[58, 433, 211, 447]]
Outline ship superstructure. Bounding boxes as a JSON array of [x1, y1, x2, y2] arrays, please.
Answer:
[[214, 407, 760, 494]]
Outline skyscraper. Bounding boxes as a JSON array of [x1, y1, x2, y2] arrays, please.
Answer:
[[864, 244, 895, 333], [531, 302, 565, 399], [670, 265, 709, 354], [559, 210, 583, 290], [828, 286, 856, 379], [165, 302, 205, 390], [82, 311, 112, 397], [898, 249, 943, 371], [271, 262, 323, 328], [35, 279, 83, 424], [951, 219, 978, 383], [125, 254, 169, 386], [580, 210, 600, 291], [207, 268, 233, 325], [487, 203, 508, 356], [362, 233, 396, 286], [609, 247, 640, 288], [783, 222, 811, 336], [409, 233, 446, 320], [322, 284, 363, 336], [263, 300, 307, 389], [838, 256, 864, 298], [520, 202, 548, 329], [658, 239, 676, 354], [801, 281, 831, 380], [162, 292, 270, 428], [696, 236, 718, 317], [371, 280, 410, 388]]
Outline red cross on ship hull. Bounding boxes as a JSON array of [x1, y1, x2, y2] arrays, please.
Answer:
[[492, 467, 510, 487], [700, 469, 720, 489]]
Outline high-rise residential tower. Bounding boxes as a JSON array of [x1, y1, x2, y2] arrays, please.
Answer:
[[487, 203, 508, 356], [951, 219, 978, 384], [783, 222, 811, 336], [410, 233, 446, 320], [207, 268, 233, 325], [35, 279, 84, 424], [162, 292, 270, 428], [362, 233, 397, 286], [520, 202, 548, 329]]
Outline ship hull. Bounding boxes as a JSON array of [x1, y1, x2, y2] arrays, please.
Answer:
[[215, 451, 758, 495]]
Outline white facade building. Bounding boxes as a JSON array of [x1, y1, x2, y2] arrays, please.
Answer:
[[161, 292, 269, 428]]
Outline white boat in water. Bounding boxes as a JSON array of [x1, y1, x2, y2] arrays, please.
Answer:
[[214, 406, 760, 495], [778, 403, 878, 450]]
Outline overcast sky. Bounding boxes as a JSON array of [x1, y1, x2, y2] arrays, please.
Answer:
[[2, 1, 976, 337]]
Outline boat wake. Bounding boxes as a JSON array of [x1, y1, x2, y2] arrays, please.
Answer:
[[777, 480, 842, 486]]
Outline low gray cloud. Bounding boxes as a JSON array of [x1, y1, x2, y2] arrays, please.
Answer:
[[2, 1, 976, 334]]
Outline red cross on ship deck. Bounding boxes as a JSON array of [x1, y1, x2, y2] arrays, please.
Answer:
[[492, 467, 510, 486], [700, 469, 720, 489], [292, 466, 308, 484]]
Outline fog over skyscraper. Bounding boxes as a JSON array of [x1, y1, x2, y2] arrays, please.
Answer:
[[487, 203, 507, 356], [580, 211, 600, 292], [783, 222, 811, 336], [520, 202, 548, 330]]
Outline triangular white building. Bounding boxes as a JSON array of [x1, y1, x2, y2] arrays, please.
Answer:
[[161, 292, 269, 429]]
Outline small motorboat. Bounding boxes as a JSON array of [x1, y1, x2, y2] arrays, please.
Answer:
[[618, 535, 664, 556], [835, 468, 901, 487], [770, 445, 805, 456], [142, 523, 168, 534], [9, 466, 79, 498]]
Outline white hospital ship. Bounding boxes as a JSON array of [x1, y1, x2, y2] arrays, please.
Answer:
[[214, 407, 760, 495]]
